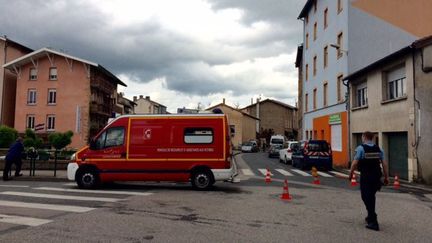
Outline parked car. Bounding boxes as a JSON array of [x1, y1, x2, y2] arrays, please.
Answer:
[[279, 141, 299, 164], [268, 144, 283, 158], [291, 140, 332, 170], [241, 141, 259, 153]]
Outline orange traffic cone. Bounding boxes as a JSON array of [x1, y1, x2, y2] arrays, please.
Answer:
[[280, 179, 292, 201], [393, 175, 400, 189], [312, 166, 320, 185], [350, 173, 358, 186], [265, 168, 272, 183]]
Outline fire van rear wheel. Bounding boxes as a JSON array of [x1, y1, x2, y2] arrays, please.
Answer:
[[76, 168, 100, 189], [191, 169, 214, 190]]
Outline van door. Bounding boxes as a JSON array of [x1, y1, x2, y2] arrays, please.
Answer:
[[86, 126, 127, 171]]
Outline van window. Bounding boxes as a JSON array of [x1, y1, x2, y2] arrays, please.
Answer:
[[271, 138, 284, 145], [308, 141, 329, 152], [184, 128, 213, 144], [95, 127, 125, 149]]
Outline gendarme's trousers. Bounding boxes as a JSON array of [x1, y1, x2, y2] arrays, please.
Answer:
[[3, 158, 22, 179], [360, 172, 382, 223]]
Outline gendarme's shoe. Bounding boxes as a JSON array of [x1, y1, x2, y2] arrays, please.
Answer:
[[366, 222, 380, 231], [15, 173, 23, 177]]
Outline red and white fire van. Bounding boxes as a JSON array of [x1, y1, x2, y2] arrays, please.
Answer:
[[67, 113, 238, 190]]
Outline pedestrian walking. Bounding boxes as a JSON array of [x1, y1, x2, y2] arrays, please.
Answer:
[[3, 137, 24, 181], [349, 131, 389, 231]]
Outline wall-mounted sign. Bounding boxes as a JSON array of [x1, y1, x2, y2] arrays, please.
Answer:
[[329, 114, 341, 124]]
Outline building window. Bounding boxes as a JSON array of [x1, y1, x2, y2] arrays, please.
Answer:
[[309, 131, 313, 140], [26, 115, 35, 129], [184, 128, 213, 144], [49, 67, 57, 80], [313, 22, 317, 40], [313, 88, 317, 110], [324, 8, 328, 29], [305, 93, 309, 112], [306, 33, 309, 49], [337, 32, 343, 58], [29, 68, 37, 80], [313, 55, 317, 76], [305, 64, 309, 81], [324, 46, 328, 68], [355, 82, 368, 107], [338, 0, 343, 14], [47, 115, 56, 131], [385, 65, 406, 100], [27, 89, 37, 105], [323, 82, 328, 107], [306, 130, 309, 140], [48, 89, 57, 105], [337, 74, 344, 102], [313, 0, 317, 13], [305, 14, 309, 24]]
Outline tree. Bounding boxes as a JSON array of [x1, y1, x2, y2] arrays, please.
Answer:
[[48, 131, 74, 150], [48, 131, 74, 177], [0, 125, 18, 148], [23, 129, 43, 148]]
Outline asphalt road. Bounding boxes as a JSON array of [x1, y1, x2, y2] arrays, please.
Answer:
[[0, 152, 431, 242]]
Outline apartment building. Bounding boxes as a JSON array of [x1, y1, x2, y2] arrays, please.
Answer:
[[0, 36, 33, 127], [345, 36, 432, 183], [133, 95, 167, 114], [114, 92, 136, 115], [297, 0, 432, 167], [295, 44, 304, 140], [2, 48, 126, 148], [241, 99, 298, 139]]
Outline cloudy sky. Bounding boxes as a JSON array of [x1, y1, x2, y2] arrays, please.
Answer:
[[1, 0, 304, 112]]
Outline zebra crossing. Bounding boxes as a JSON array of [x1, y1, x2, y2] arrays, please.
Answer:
[[240, 168, 348, 178], [0, 183, 153, 228]]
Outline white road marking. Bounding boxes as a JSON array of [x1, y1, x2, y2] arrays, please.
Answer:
[[317, 171, 333, 177], [34, 187, 153, 196], [0, 200, 94, 213], [258, 169, 273, 176], [329, 171, 349, 178], [241, 169, 254, 176], [0, 214, 52, 226], [275, 169, 293, 176], [0, 185, 29, 188], [63, 183, 77, 186], [291, 169, 312, 176], [0, 191, 122, 202]]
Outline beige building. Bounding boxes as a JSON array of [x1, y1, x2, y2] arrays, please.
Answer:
[[0, 36, 33, 127], [241, 99, 298, 139], [133, 95, 167, 114], [206, 100, 258, 147], [345, 36, 432, 183]]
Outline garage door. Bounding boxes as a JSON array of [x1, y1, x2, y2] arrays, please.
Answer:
[[387, 132, 408, 180]]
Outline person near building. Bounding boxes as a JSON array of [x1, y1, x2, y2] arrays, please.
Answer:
[[349, 131, 389, 231], [3, 137, 24, 181]]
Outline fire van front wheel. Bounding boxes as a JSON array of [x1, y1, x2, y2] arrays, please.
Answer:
[[191, 170, 214, 190], [76, 168, 100, 189]]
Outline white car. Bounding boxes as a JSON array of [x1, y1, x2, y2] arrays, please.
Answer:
[[279, 141, 299, 164], [241, 141, 258, 153]]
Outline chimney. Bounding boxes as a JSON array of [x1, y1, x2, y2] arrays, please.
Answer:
[[133, 96, 137, 102], [145, 96, 150, 100], [223, 98, 225, 104], [139, 95, 144, 99]]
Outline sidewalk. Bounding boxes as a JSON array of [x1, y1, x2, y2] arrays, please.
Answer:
[[3, 170, 69, 182], [335, 168, 432, 193]]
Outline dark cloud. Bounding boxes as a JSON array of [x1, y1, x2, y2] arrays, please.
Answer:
[[0, 0, 303, 99]]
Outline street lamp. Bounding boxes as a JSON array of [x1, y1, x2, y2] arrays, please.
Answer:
[[330, 44, 348, 55]]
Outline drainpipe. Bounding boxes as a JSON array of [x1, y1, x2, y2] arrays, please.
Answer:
[[342, 78, 351, 165], [411, 48, 423, 182]]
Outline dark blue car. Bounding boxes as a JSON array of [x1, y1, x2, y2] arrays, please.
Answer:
[[292, 140, 333, 170]]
